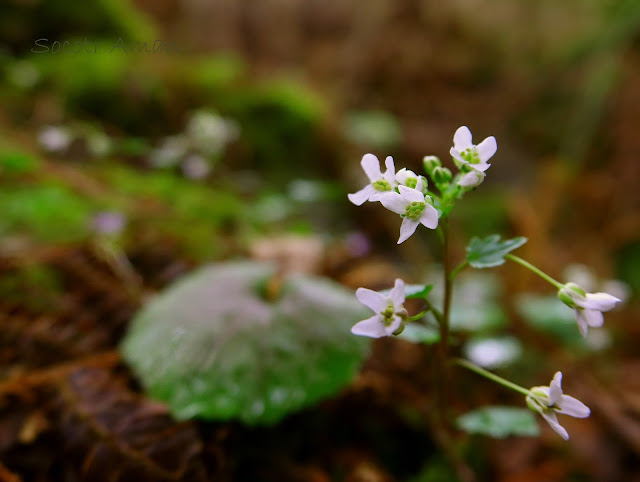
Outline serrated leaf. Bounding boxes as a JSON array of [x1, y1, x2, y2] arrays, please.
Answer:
[[120, 261, 370, 425], [456, 406, 539, 439], [404, 284, 434, 300], [466, 235, 527, 268], [398, 323, 440, 344]]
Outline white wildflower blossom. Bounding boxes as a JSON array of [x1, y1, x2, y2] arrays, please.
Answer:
[[458, 169, 486, 188], [526, 372, 590, 440], [450, 126, 496, 173], [348, 154, 397, 206], [380, 182, 439, 244], [557, 282, 621, 337], [351, 278, 408, 338]]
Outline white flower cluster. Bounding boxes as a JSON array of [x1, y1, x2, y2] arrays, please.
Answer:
[[348, 126, 497, 244]]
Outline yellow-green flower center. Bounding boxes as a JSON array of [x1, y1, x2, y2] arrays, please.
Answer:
[[372, 179, 392, 191], [461, 148, 480, 164], [381, 303, 395, 326], [404, 177, 417, 189], [405, 201, 425, 220]]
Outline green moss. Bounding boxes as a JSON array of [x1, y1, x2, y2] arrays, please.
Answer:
[[0, 147, 40, 174], [0, 183, 94, 243]]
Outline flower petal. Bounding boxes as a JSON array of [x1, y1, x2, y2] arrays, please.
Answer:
[[361, 154, 382, 182], [379, 192, 407, 215], [419, 204, 439, 229], [468, 161, 491, 172], [540, 410, 569, 440], [450, 147, 465, 164], [575, 309, 590, 337], [351, 315, 388, 338], [453, 126, 472, 150], [398, 185, 425, 203], [389, 278, 406, 308], [581, 292, 621, 312], [348, 184, 377, 206], [398, 217, 419, 244], [583, 308, 604, 328], [549, 372, 563, 405], [384, 156, 396, 176], [385, 315, 403, 335], [558, 395, 590, 418], [395, 168, 415, 185], [458, 170, 485, 188], [476, 136, 497, 162], [356, 287, 387, 313]]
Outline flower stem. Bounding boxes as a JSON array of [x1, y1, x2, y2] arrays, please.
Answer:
[[423, 299, 444, 325], [436, 219, 453, 418], [453, 358, 531, 396], [408, 309, 430, 322], [449, 260, 468, 281], [504, 254, 564, 289]]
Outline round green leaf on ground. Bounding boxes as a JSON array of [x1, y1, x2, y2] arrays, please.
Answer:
[[120, 261, 370, 425]]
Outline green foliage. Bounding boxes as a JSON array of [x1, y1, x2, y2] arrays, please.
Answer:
[[449, 272, 506, 332], [102, 167, 245, 259], [0, 148, 39, 174], [398, 324, 440, 345], [405, 284, 434, 300], [0, 184, 93, 243], [466, 235, 527, 268], [343, 110, 403, 150], [223, 80, 326, 184], [617, 240, 640, 296], [456, 406, 539, 439], [515, 294, 584, 344], [0, 265, 62, 311], [1, 0, 155, 51], [121, 262, 370, 425]]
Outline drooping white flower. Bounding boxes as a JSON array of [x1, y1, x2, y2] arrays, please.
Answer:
[[351, 278, 408, 338], [450, 126, 496, 173], [557, 282, 621, 337], [458, 169, 486, 188], [348, 154, 396, 206], [380, 184, 439, 244], [526, 372, 590, 440]]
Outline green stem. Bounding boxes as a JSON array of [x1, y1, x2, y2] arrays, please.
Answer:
[[505, 254, 564, 289], [449, 260, 468, 281], [423, 299, 444, 326], [436, 219, 453, 421], [408, 309, 430, 322], [453, 358, 530, 396]]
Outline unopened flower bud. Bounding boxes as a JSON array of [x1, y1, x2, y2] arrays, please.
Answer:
[[423, 155, 441, 174], [432, 166, 452, 185]]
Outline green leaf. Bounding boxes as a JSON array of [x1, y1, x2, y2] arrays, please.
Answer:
[[120, 262, 370, 425], [404, 284, 434, 300], [466, 235, 527, 268], [463, 336, 522, 369], [398, 324, 440, 344], [456, 406, 540, 439]]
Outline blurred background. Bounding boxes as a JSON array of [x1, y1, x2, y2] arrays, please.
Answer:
[[0, 0, 639, 481]]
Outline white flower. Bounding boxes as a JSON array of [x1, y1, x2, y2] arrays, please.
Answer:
[[450, 126, 496, 172], [380, 184, 439, 244], [348, 154, 396, 206], [458, 170, 485, 188], [557, 282, 621, 337], [526, 372, 590, 440], [351, 278, 408, 338], [395, 168, 416, 187], [38, 126, 72, 153]]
